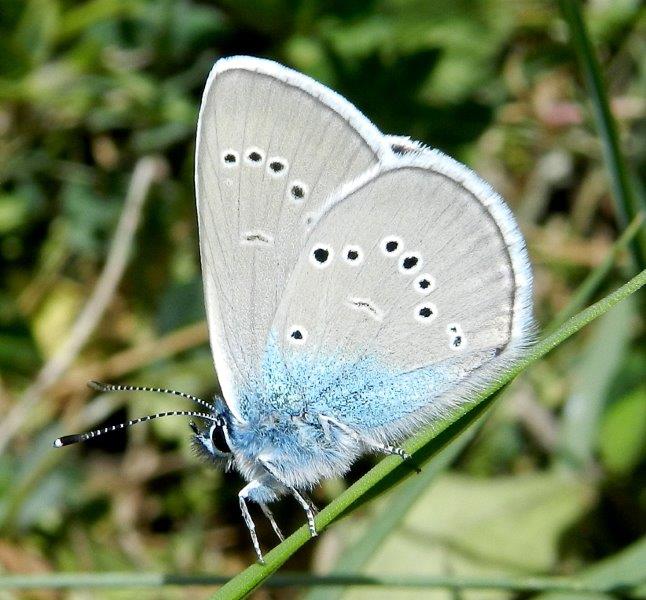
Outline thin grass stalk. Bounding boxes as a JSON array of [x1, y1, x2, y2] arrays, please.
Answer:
[[557, 0, 646, 270], [1, 572, 644, 595], [549, 211, 644, 332]]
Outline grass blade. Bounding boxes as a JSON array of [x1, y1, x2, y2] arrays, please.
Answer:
[[212, 269, 646, 600], [534, 535, 646, 599], [557, 0, 646, 270], [1, 571, 645, 595], [549, 212, 644, 332]]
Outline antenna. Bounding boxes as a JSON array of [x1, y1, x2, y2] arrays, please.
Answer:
[[87, 381, 216, 412], [53, 410, 219, 448]]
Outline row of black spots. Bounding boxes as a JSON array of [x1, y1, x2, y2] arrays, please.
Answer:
[[220, 147, 290, 178], [380, 235, 424, 276], [309, 243, 367, 269], [380, 236, 438, 313], [220, 147, 261, 167], [447, 323, 466, 350], [220, 147, 311, 205]]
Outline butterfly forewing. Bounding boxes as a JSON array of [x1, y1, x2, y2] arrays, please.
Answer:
[[195, 57, 387, 420]]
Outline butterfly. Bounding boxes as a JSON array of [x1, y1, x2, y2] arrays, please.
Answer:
[[55, 56, 534, 562]]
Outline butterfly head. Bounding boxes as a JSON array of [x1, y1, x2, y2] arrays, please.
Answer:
[[190, 398, 235, 468]]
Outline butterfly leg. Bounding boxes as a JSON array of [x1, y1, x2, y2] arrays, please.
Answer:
[[300, 490, 319, 515], [261, 460, 318, 538], [260, 503, 285, 542], [239, 481, 265, 563], [373, 443, 421, 473], [320, 415, 421, 473], [291, 488, 318, 538]]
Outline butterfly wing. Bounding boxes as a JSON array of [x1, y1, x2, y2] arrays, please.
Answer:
[[269, 148, 533, 440], [195, 56, 388, 421]]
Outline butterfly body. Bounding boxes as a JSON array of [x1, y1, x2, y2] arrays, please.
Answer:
[[196, 348, 376, 492], [215, 406, 362, 492]]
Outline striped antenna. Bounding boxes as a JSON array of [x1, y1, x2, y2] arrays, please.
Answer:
[[88, 381, 216, 412], [53, 410, 219, 448]]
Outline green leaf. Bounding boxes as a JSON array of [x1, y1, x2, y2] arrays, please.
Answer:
[[13, 0, 60, 67], [343, 472, 592, 600], [557, 294, 635, 469], [212, 270, 646, 599], [0, 193, 30, 234], [599, 386, 646, 475], [57, 0, 141, 41]]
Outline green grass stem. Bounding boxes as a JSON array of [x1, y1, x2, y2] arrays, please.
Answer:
[[557, 0, 646, 269]]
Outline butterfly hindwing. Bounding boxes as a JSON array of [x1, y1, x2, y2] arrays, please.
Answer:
[[270, 149, 533, 438], [195, 57, 388, 420]]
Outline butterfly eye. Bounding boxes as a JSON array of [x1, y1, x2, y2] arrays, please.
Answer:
[[221, 149, 239, 167], [413, 273, 435, 294], [415, 302, 437, 323], [209, 423, 231, 454], [342, 245, 363, 265], [380, 236, 403, 256], [309, 244, 333, 268], [244, 147, 265, 165], [399, 252, 422, 274]]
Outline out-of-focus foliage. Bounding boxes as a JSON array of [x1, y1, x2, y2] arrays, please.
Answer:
[[345, 472, 595, 600], [0, 0, 644, 597]]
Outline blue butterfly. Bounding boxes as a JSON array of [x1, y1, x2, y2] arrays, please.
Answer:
[[55, 56, 533, 562]]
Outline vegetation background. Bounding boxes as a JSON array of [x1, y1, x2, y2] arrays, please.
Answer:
[[0, 0, 644, 598]]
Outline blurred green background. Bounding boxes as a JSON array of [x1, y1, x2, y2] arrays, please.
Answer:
[[0, 0, 644, 598]]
